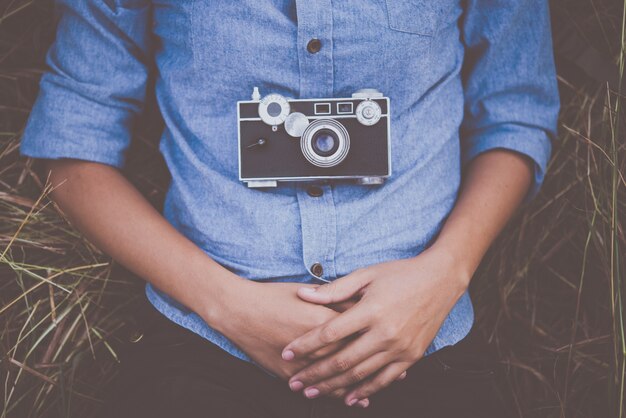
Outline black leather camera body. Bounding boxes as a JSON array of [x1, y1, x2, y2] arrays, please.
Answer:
[[237, 87, 391, 188]]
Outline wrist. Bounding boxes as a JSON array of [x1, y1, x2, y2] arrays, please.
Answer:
[[421, 243, 475, 291], [183, 257, 252, 330], [204, 278, 263, 343]]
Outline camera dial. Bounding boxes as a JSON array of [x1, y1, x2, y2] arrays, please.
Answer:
[[355, 99, 382, 126], [258, 93, 291, 126], [352, 88, 383, 99]]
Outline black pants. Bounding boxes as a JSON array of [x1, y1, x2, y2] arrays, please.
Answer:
[[102, 298, 512, 418]]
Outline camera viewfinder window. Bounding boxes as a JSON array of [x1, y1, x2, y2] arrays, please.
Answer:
[[314, 103, 331, 115]]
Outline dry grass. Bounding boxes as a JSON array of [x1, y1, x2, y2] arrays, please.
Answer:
[[1, 1, 624, 417]]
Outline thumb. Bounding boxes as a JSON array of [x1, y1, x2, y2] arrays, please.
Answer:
[[297, 270, 370, 305]]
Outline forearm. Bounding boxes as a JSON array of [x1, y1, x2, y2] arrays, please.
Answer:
[[430, 149, 534, 287], [43, 158, 245, 324]]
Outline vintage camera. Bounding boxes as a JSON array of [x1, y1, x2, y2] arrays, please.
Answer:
[[237, 87, 391, 188]]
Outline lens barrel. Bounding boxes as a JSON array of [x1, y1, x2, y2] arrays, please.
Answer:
[[300, 119, 350, 168]]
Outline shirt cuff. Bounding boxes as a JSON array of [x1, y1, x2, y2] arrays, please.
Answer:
[[19, 75, 135, 170], [461, 124, 552, 205]]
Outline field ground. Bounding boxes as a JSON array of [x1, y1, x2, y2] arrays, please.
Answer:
[[0, 1, 624, 417]]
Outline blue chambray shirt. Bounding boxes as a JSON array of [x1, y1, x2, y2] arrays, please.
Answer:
[[19, 0, 560, 365]]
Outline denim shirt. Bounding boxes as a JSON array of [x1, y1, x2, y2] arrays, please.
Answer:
[[19, 0, 560, 364]]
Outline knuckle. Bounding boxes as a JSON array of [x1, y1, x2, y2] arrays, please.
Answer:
[[374, 374, 393, 391], [298, 369, 315, 383], [394, 339, 411, 354], [330, 389, 346, 399], [359, 384, 375, 398], [332, 357, 351, 372], [378, 328, 395, 343], [380, 325, 401, 343], [316, 382, 332, 394], [353, 388, 367, 400], [349, 368, 367, 385], [320, 325, 338, 343]]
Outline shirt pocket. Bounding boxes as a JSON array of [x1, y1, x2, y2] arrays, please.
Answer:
[[384, 0, 454, 36]]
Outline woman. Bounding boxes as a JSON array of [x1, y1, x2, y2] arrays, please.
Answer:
[[19, 0, 559, 416]]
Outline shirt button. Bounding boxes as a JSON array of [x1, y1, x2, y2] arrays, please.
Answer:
[[311, 262, 324, 277], [306, 185, 324, 197], [307, 38, 322, 54]]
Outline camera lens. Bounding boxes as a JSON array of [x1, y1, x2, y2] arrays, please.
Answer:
[[301, 119, 350, 168], [312, 130, 339, 157]]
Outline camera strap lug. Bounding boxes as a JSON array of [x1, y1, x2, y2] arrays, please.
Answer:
[[246, 180, 278, 188]]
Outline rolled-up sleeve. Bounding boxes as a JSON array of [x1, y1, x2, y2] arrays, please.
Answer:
[[459, 0, 560, 203], [19, 0, 152, 169]]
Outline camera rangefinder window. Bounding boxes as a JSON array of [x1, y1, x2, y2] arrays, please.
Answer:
[[337, 102, 353, 114]]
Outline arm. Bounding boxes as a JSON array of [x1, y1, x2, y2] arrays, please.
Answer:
[[42, 158, 244, 324], [433, 149, 534, 281], [42, 158, 344, 378]]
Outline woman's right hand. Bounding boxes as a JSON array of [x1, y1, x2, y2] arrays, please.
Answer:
[[208, 280, 351, 382]]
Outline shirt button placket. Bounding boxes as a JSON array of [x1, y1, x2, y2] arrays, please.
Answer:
[[294, 1, 336, 281], [295, 1, 334, 98], [296, 183, 337, 282]]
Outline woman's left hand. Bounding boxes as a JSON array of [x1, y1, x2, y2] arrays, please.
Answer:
[[281, 246, 471, 407]]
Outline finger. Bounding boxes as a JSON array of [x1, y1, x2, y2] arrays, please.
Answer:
[[297, 271, 370, 305], [308, 332, 360, 360], [289, 334, 384, 390], [300, 351, 392, 398], [282, 304, 371, 360], [344, 361, 412, 406], [287, 335, 355, 363], [329, 388, 348, 399], [329, 389, 370, 409], [327, 298, 359, 313]]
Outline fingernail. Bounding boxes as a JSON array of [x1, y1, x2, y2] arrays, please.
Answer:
[[282, 350, 295, 361], [347, 398, 358, 406], [304, 387, 320, 398], [289, 381, 303, 391], [300, 287, 316, 293], [357, 399, 370, 408], [399, 371, 407, 379]]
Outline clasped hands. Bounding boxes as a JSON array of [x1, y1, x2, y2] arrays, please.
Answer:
[[276, 247, 470, 408]]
